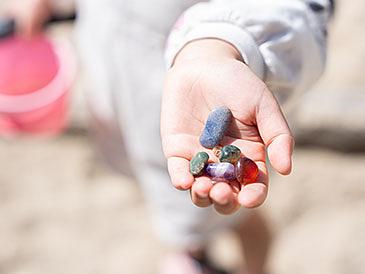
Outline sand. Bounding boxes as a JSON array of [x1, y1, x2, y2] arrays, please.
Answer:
[[1, 136, 364, 274]]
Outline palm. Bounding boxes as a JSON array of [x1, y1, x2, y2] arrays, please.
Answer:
[[161, 59, 292, 214]]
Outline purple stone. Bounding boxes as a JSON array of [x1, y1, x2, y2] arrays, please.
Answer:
[[205, 163, 236, 182]]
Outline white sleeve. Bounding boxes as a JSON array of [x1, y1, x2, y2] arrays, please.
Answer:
[[165, 0, 333, 93]]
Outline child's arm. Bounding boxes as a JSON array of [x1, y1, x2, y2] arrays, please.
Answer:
[[161, 0, 332, 215]]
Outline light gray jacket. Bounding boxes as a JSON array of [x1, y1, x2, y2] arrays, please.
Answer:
[[55, 0, 333, 93], [165, 0, 333, 95]]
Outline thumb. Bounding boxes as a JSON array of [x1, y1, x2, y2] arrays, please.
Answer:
[[256, 89, 294, 175]]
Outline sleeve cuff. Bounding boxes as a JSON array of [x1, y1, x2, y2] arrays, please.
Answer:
[[166, 22, 265, 79]]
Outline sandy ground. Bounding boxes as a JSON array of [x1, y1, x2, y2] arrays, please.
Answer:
[[1, 1, 365, 274], [1, 136, 364, 274], [0, 135, 165, 274]]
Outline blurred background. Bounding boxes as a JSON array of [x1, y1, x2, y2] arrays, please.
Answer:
[[0, 0, 364, 274]]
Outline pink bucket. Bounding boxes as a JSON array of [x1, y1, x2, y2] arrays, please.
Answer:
[[0, 35, 75, 136]]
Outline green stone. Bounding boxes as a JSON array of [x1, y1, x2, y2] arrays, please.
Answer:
[[219, 145, 241, 164], [190, 152, 209, 176]]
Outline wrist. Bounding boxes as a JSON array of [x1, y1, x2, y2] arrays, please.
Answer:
[[173, 39, 243, 66]]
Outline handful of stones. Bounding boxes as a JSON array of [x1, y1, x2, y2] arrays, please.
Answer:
[[190, 106, 259, 184]]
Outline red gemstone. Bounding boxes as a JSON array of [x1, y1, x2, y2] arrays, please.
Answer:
[[235, 157, 259, 184]]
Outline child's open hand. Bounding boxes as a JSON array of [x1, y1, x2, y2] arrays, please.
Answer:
[[161, 39, 294, 215]]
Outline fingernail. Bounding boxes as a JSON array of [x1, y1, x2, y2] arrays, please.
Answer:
[[198, 192, 209, 199], [219, 196, 230, 206]]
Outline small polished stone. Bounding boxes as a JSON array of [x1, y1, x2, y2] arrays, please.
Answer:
[[219, 145, 241, 164], [190, 152, 209, 176], [235, 157, 259, 184], [200, 107, 232, 149], [205, 162, 235, 182]]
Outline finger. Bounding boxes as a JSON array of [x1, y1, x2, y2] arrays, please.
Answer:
[[191, 177, 213, 207], [256, 89, 294, 175], [238, 183, 267, 208], [267, 133, 294, 175], [24, 5, 49, 38], [6, 3, 31, 37], [19, 15, 38, 38], [7, 0, 50, 38], [238, 161, 268, 208], [167, 157, 194, 190], [210, 182, 240, 215], [229, 180, 241, 194]]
